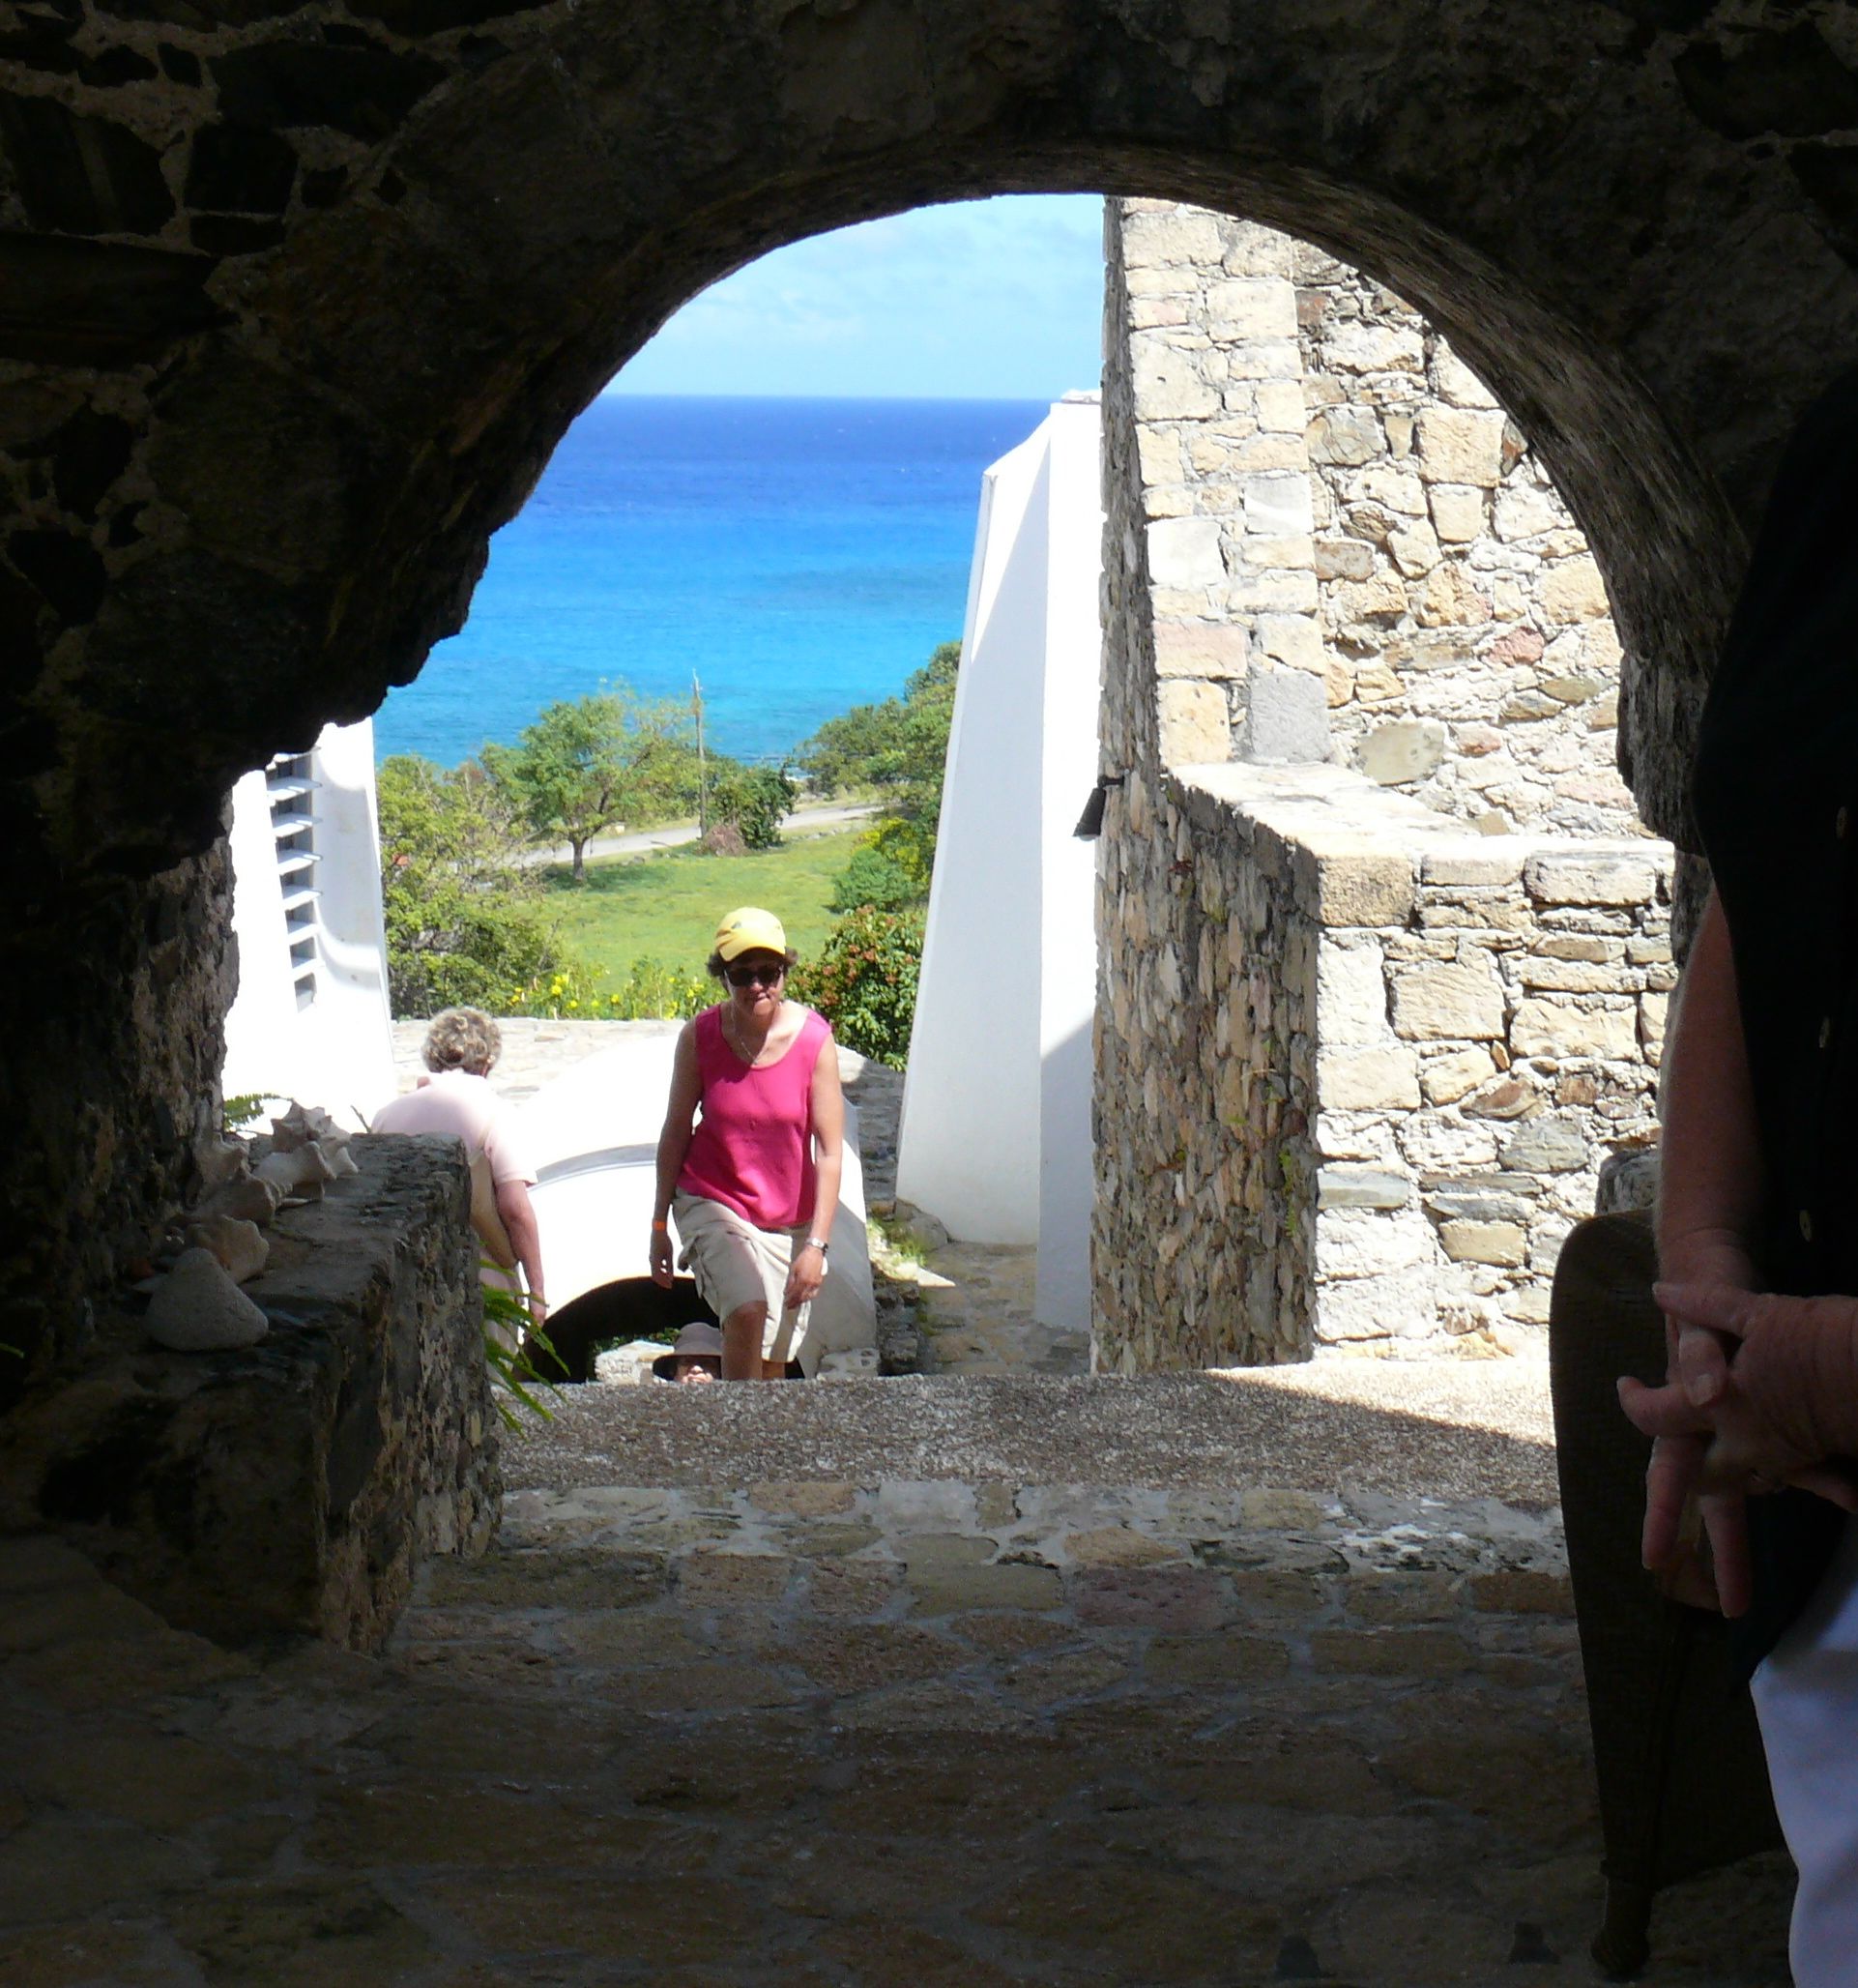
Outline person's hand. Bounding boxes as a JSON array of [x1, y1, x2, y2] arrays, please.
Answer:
[[783, 1242, 826, 1310], [1626, 1234, 1759, 1614], [649, 1224, 674, 1290], [1617, 1364, 1753, 1614], [1655, 1282, 1858, 1511]]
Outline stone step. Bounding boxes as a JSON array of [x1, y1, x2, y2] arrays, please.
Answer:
[[503, 1361, 1557, 1511]]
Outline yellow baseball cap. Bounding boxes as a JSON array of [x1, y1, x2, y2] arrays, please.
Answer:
[[713, 906, 788, 962]]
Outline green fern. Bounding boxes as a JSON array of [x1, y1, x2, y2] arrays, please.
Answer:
[[480, 1278, 564, 1430]]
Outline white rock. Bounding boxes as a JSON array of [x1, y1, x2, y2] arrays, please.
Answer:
[[1391, 956, 1506, 1040], [1317, 934, 1391, 1046], [1315, 1209, 1436, 1279], [817, 1348, 881, 1381], [1147, 515, 1226, 588], [594, 1339, 674, 1386], [1510, 997, 1639, 1060], [146, 1248, 269, 1352], [1316, 1044, 1421, 1111], [184, 1214, 269, 1284]]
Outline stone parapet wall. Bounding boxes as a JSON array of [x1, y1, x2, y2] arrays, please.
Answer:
[[1109, 199, 1641, 836], [1094, 764, 1669, 1368], [0, 1135, 499, 1649]]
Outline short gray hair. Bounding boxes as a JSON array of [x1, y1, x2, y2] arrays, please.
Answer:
[[422, 1007, 501, 1074]]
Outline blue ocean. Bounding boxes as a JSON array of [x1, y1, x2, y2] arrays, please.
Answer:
[[374, 395, 1052, 768]]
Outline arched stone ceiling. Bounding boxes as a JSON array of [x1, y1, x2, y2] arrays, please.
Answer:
[[5, 0, 1858, 876]]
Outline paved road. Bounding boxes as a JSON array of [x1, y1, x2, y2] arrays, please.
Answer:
[[520, 800, 877, 868]]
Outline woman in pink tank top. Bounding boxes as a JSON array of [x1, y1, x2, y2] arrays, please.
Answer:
[[650, 906, 845, 1380]]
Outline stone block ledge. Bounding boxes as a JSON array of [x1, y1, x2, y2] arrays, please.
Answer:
[[1132, 759, 1672, 1353], [0, 1137, 498, 1651]]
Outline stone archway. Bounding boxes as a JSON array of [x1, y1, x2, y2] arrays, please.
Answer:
[[7, 0, 1858, 1375]]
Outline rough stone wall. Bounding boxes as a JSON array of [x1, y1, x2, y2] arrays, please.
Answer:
[[0, 1135, 499, 1649], [1095, 761, 1670, 1366], [1096, 202, 1673, 1366], [1092, 763, 1321, 1369], [1111, 198, 1641, 836], [1296, 247, 1640, 837], [2, 842, 235, 1408], [1300, 782, 1669, 1347]]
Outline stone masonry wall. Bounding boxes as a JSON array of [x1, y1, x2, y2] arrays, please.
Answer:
[[1113, 199, 1641, 836], [0, 1135, 499, 1649], [1095, 200, 1671, 1368], [1095, 761, 1669, 1368], [1296, 775, 1669, 1348]]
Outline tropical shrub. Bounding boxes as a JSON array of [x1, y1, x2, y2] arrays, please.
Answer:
[[827, 841, 919, 913], [791, 904, 924, 1067]]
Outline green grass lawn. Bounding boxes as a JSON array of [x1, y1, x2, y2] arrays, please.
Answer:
[[543, 828, 865, 982]]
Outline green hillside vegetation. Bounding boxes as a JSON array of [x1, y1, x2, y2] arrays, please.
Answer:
[[377, 642, 957, 1061], [543, 829, 865, 983]]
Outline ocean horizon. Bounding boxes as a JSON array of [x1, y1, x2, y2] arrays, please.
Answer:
[[374, 394, 1057, 769]]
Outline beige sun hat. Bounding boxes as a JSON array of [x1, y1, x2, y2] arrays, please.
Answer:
[[651, 1320, 725, 1379]]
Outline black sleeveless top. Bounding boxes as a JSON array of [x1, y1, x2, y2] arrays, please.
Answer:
[[1691, 365, 1858, 1671]]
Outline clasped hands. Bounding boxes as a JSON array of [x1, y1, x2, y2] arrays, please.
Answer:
[[1618, 1279, 1858, 1616]]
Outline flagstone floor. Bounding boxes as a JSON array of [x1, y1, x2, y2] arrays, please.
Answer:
[[4, 1361, 1795, 1988], [24, 1023, 1767, 1979]]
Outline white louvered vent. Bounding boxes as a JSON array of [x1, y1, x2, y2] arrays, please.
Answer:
[[266, 750, 321, 1009]]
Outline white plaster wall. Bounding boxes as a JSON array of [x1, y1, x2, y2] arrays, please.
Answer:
[[897, 424, 1049, 1241], [220, 718, 394, 1126], [1034, 398, 1107, 1330], [898, 395, 1104, 1334]]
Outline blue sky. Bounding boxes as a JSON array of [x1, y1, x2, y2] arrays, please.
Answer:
[[606, 194, 1106, 400]]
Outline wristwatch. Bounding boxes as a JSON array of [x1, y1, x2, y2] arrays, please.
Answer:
[[806, 1236, 830, 1255]]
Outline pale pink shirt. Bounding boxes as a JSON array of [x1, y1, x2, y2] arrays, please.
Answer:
[[372, 1068, 535, 1184]]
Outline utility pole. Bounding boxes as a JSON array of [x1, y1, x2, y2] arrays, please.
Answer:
[[692, 671, 708, 837]]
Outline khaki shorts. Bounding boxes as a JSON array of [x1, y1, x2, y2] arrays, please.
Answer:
[[672, 1192, 817, 1375]]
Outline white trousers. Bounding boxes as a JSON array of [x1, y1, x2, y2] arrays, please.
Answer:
[[1751, 1516, 1858, 1986]]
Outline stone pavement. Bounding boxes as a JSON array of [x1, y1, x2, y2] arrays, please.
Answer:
[[2, 1354, 1797, 1988]]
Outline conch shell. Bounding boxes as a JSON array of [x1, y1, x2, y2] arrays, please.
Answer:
[[255, 1143, 335, 1200], [183, 1213, 269, 1284]]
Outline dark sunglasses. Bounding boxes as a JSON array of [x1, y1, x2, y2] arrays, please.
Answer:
[[725, 961, 786, 988]]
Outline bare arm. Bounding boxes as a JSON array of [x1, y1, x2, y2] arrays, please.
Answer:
[[1629, 887, 1765, 1611], [652, 1022, 702, 1288], [785, 1032, 844, 1309], [1655, 888, 1763, 1288], [494, 1177, 546, 1322]]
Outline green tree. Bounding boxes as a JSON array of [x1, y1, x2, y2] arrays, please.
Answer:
[[482, 687, 692, 882], [797, 697, 911, 797], [376, 754, 588, 1016], [710, 763, 797, 852], [805, 639, 959, 907]]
